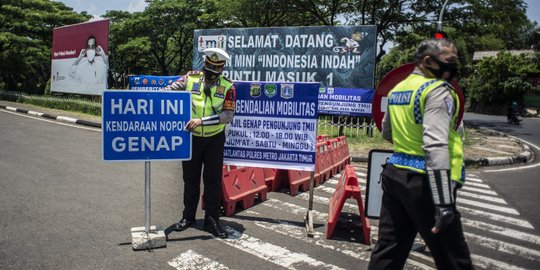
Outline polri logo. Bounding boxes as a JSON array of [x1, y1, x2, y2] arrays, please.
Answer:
[[250, 83, 261, 98], [197, 35, 227, 52]]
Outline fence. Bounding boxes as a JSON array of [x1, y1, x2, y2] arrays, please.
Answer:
[[317, 115, 379, 142]]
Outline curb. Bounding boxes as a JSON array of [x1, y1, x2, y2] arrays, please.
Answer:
[[0, 104, 102, 128], [351, 128, 535, 167], [1, 104, 535, 167]]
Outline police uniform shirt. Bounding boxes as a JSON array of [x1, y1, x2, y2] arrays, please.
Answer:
[[164, 73, 234, 124], [382, 68, 455, 171]]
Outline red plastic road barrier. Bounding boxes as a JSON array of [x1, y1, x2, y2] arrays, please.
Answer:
[[337, 136, 351, 167], [315, 142, 332, 184], [287, 169, 313, 196], [273, 169, 318, 196], [222, 165, 238, 174], [328, 138, 344, 173], [326, 165, 370, 244], [317, 134, 329, 142], [221, 167, 268, 216], [262, 168, 278, 191]]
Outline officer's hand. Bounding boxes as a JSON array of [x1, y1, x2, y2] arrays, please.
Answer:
[[432, 206, 455, 234], [78, 49, 86, 59], [185, 118, 202, 132]]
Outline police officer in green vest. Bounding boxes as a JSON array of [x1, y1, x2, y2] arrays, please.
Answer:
[[368, 39, 473, 269], [165, 48, 236, 238]]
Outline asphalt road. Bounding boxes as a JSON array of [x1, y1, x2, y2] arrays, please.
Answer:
[[464, 113, 540, 231], [0, 110, 187, 269], [1, 109, 539, 269]]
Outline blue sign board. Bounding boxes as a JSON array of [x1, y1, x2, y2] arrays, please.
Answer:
[[128, 75, 181, 90], [193, 26, 377, 89], [224, 81, 319, 171], [318, 87, 374, 117], [102, 91, 191, 161]]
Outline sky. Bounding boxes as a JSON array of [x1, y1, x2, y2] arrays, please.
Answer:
[[59, 0, 539, 24], [57, 0, 148, 18]]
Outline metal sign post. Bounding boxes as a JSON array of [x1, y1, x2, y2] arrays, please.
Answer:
[[102, 91, 192, 250], [304, 171, 316, 237], [144, 161, 151, 233]]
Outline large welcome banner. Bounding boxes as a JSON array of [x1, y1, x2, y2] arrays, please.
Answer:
[[193, 26, 376, 89], [51, 19, 109, 95], [224, 82, 319, 171]]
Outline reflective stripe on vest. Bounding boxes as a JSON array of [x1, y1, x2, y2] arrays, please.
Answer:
[[186, 74, 233, 137], [387, 73, 464, 184]]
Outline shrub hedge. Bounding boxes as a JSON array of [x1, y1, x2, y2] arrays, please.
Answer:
[[0, 91, 101, 116]]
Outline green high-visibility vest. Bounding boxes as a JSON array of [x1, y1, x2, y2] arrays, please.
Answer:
[[387, 73, 464, 184], [185, 73, 234, 137]]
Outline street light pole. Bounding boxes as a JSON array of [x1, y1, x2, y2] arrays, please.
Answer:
[[437, 0, 451, 32]]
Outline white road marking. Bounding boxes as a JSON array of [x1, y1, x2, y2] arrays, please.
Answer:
[[482, 135, 540, 172], [326, 179, 339, 185], [458, 206, 534, 229], [484, 161, 540, 172], [461, 219, 540, 246], [506, 135, 540, 151], [470, 254, 527, 270], [465, 182, 491, 189], [251, 207, 434, 270], [316, 185, 365, 196], [263, 195, 538, 269], [465, 177, 484, 183], [251, 216, 372, 261], [461, 186, 497, 195], [297, 193, 358, 214], [221, 226, 345, 270], [459, 191, 508, 204], [465, 233, 540, 261], [0, 110, 101, 132], [458, 198, 520, 215], [168, 249, 230, 270]]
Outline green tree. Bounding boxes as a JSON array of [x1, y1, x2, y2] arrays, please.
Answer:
[[105, 0, 214, 85], [465, 51, 538, 114], [106, 10, 152, 88], [0, 0, 90, 93]]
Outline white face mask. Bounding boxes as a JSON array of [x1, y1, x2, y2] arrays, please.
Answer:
[[86, 49, 96, 61]]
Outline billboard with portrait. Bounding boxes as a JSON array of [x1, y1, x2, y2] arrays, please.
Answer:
[[51, 19, 109, 95]]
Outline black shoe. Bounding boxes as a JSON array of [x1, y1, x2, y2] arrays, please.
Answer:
[[204, 218, 228, 238], [174, 218, 195, 231]]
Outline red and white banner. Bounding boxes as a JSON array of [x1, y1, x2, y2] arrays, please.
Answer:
[[51, 19, 109, 95]]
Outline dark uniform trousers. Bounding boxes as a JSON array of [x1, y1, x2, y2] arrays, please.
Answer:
[[181, 131, 225, 222], [369, 164, 474, 270]]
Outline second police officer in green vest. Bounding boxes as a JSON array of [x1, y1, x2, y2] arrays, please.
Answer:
[[368, 39, 474, 269], [165, 48, 236, 238]]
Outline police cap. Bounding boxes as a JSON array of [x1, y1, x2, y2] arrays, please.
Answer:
[[203, 48, 230, 67]]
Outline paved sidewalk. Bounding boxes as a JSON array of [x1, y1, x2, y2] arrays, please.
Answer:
[[1, 101, 534, 167]]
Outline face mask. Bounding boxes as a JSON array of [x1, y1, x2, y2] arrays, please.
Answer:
[[204, 67, 220, 81], [86, 49, 96, 62], [428, 56, 458, 81]]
